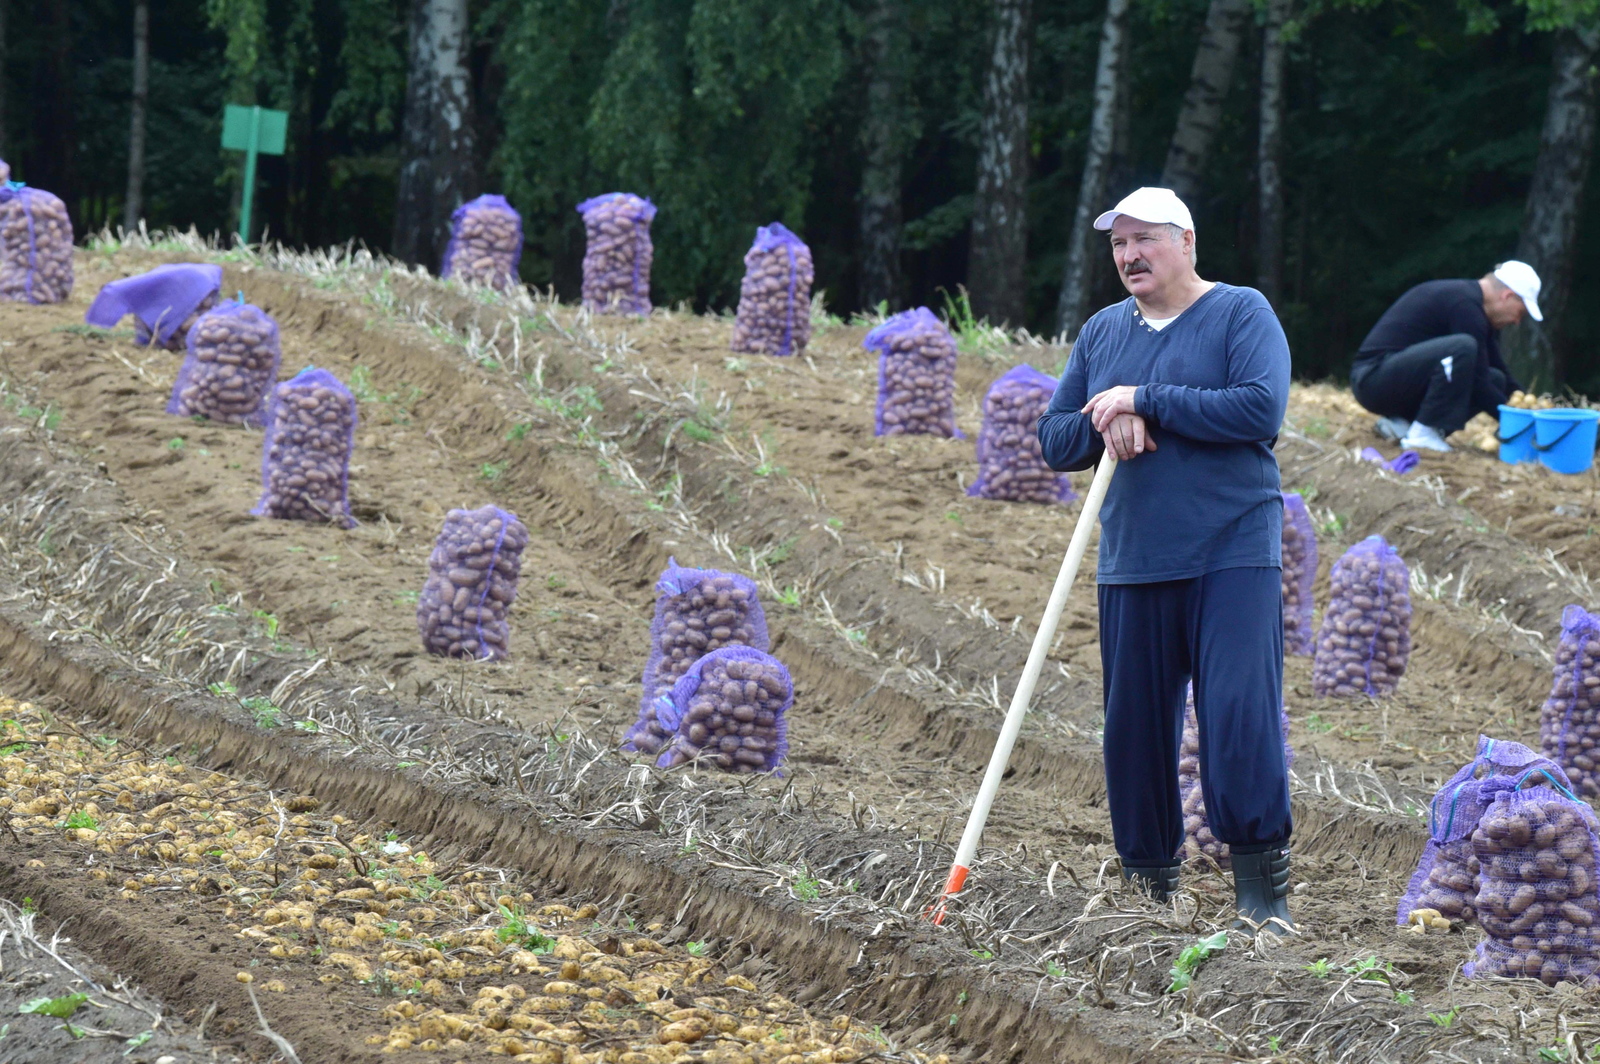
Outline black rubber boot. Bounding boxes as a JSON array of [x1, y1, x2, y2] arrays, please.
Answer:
[[1231, 847, 1294, 936], [1122, 862, 1180, 903]]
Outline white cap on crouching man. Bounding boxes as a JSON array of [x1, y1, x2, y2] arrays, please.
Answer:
[[1493, 259, 1543, 321], [1093, 186, 1195, 232]]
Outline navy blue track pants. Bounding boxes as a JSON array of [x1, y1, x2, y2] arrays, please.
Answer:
[[1098, 565, 1293, 867]]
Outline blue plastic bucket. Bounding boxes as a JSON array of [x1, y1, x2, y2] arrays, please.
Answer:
[[1534, 408, 1600, 475], [1497, 405, 1536, 464]]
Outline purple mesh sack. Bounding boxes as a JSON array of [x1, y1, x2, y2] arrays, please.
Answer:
[[441, 194, 523, 291], [731, 223, 813, 358], [967, 364, 1075, 504], [166, 300, 280, 425], [1178, 684, 1293, 868], [1397, 736, 1569, 927], [623, 559, 769, 755], [416, 506, 527, 661], [1281, 493, 1318, 656], [1466, 769, 1600, 986], [85, 264, 223, 350], [1311, 535, 1412, 698], [0, 185, 73, 304], [577, 193, 655, 315], [1541, 606, 1600, 800], [251, 367, 357, 528], [867, 307, 961, 438], [653, 646, 792, 775]]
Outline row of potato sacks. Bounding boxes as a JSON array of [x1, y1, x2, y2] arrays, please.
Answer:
[[0, 159, 74, 304]]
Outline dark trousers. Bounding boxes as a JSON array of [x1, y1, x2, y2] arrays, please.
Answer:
[[1350, 334, 1510, 436], [1098, 566, 1292, 867]]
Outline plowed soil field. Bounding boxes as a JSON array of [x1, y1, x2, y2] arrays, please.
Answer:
[[0, 235, 1595, 1061]]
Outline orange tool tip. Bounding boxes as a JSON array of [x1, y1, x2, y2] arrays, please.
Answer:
[[923, 865, 970, 924]]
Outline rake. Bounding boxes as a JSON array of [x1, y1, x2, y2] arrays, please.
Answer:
[[928, 449, 1117, 923]]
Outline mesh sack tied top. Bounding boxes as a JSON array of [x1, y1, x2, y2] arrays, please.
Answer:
[[623, 559, 769, 756], [652, 646, 792, 775], [0, 184, 73, 304], [577, 193, 655, 315], [1311, 535, 1412, 697], [166, 300, 281, 425], [967, 364, 1076, 504], [731, 223, 813, 358], [251, 367, 358, 529], [867, 307, 962, 438], [441, 195, 523, 291]]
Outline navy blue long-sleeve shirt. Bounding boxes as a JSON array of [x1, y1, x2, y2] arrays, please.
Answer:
[[1037, 283, 1291, 584]]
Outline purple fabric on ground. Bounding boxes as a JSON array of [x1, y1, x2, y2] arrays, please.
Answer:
[[85, 264, 224, 348]]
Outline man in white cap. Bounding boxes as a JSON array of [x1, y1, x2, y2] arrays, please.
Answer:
[[1350, 262, 1540, 452], [1037, 187, 1294, 935]]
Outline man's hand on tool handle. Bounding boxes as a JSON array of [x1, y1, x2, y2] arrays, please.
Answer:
[[1083, 386, 1156, 461]]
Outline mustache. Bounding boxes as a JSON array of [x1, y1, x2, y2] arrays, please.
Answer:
[[1123, 259, 1152, 276]]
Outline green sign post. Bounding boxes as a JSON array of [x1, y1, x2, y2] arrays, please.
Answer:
[[221, 104, 288, 245]]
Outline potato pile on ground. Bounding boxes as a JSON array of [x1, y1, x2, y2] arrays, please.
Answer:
[[441, 194, 523, 291], [1178, 686, 1292, 867], [1398, 737, 1567, 928], [252, 366, 358, 528], [1280, 492, 1317, 656], [577, 192, 656, 315], [417, 505, 528, 661], [1467, 773, 1600, 986], [84, 263, 224, 350], [0, 185, 73, 304], [625, 560, 768, 756], [1312, 535, 1411, 697], [731, 222, 813, 358], [866, 307, 961, 438], [0, 697, 950, 1064], [1541, 605, 1600, 799], [166, 300, 281, 425], [967, 364, 1075, 504], [653, 646, 791, 774]]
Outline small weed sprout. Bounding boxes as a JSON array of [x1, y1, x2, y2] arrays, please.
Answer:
[[1167, 931, 1228, 993], [60, 810, 97, 831], [241, 696, 283, 728], [495, 903, 557, 953], [686, 941, 708, 957]]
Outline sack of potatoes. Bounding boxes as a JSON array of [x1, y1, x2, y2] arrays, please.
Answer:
[[85, 263, 225, 351], [731, 222, 814, 358], [416, 506, 528, 662], [576, 192, 656, 315], [1311, 535, 1411, 698], [653, 646, 792, 775], [623, 559, 769, 756], [1466, 770, 1600, 986], [440, 194, 523, 292], [1281, 492, 1318, 657], [1540, 605, 1600, 800], [166, 300, 281, 426], [967, 364, 1076, 504], [0, 185, 73, 304], [1398, 735, 1569, 929], [251, 367, 358, 529], [1178, 684, 1294, 868], [866, 307, 962, 438]]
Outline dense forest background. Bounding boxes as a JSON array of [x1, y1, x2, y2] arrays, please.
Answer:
[[3, 0, 1598, 391]]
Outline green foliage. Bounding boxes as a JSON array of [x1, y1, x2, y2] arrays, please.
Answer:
[[1167, 931, 1228, 993], [242, 696, 283, 728], [61, 811, 98, 831], [496, 903, 557, 952], [685, 940, 709, 956], [18, 992, 87, 1019]]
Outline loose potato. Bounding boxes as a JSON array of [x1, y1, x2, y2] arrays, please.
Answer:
[[867, 308, 960, 438], [577, 193, 655, 315], [441, 195, 522, 291], [731, 223, 813, 358], [417, 506, 528, 661]]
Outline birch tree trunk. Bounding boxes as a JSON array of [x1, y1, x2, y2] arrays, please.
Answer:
[[393, 0, 478, 269], [124, 0, 149, 232], [967, 0, 1033, 327], [1507, 23, 1600, 389], [1160, 0, 1250, 204], [1256, 0, 1289, 305], [859, 0, 907, 311], [1055, 0, 1131, 340]]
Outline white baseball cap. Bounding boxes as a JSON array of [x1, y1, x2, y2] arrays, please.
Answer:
[[1093, 187, 1195, 233], [1492, 260, 1543, 321]]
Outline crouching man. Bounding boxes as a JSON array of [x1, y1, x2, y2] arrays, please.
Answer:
[[1037, 187, 1295, 934]]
